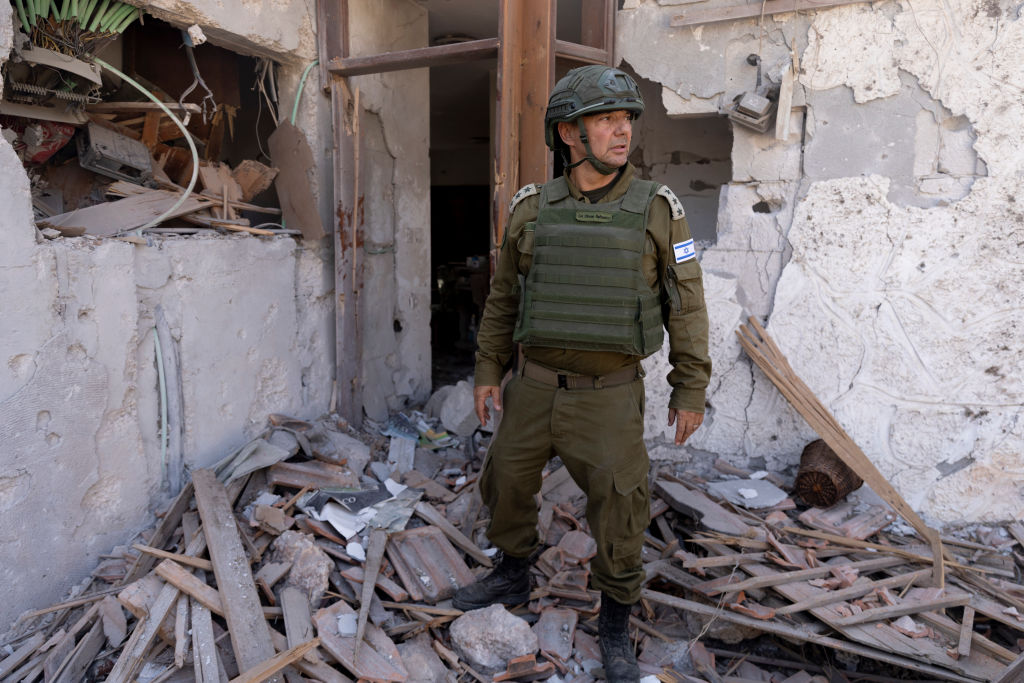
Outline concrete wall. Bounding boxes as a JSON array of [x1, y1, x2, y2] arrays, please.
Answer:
[[623, 0, 1023, 523], [0, 0, 342, 626], [346, 0, 432, 422]]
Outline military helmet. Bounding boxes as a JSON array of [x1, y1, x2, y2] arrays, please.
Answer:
[[544, 65, 645, 150]]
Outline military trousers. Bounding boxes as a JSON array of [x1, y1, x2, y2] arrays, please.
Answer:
[[479, 367, 650, 605]]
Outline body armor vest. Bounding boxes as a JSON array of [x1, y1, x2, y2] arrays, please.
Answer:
[[513, 176, 665, 356]]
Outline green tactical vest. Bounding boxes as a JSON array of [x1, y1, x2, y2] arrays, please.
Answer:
[[513, 176, 665, 356]]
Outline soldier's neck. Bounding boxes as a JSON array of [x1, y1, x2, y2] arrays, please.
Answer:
[[571, 162, 620, 192]]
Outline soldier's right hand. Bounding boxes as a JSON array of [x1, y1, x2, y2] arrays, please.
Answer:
[[474, 385, 502, 426]]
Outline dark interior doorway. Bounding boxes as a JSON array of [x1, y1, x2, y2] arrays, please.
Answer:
[[428, 55, 493, 389]]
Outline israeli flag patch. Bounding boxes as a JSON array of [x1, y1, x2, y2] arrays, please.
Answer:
[[673, 239, 696, 263]]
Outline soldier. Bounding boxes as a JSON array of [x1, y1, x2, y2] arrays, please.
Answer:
[[453, 65, 711, 682]]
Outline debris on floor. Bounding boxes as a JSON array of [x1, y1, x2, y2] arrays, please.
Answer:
[[2, 395, 1023, 682]]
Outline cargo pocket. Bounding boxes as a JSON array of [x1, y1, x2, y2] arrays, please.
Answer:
[[667, 259, 704, 314], [609, 457, 650, 573]]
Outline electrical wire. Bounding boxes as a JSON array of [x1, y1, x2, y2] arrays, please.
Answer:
[[292, 59, 318, 125], [92, 57, 200, 233], [153, 326, 168, 478]]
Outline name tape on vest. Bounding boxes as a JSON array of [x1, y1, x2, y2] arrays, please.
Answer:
[[673, 239, 695, 263], [656, 185, 686, 220], [575, 210, 613, 223]]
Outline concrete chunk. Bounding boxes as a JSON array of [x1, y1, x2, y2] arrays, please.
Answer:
[[440, 380, 479, 437], [449, 604, 539, 674]]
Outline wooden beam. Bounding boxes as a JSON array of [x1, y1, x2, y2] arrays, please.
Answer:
[[957, 606, 975, 659], [155, 560, 225, 616], [554, 40, 607, 66], [331, 76, 360, 428], [670, 0, 871, 28], [775, 569, 931, 616], [133, 544, 214, 572], [831, 590, 971, 626], [700, 556, 905, 596], [192, 469, 280, 682], [317, 0, 346, 91], [494, 0, 524, 253], [519, 0, 556, 187], [328, 38, 499, 78]]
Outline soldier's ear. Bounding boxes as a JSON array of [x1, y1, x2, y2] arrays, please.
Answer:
[[557, 121, 576, 146]]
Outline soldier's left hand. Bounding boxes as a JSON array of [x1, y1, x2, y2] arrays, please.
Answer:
[[668, 409, 703, 445]]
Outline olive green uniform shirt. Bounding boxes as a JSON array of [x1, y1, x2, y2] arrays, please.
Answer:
[[475, 164, 711, 413]]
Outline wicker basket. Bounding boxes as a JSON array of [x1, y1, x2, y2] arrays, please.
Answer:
[[794, 439, 863, 507]]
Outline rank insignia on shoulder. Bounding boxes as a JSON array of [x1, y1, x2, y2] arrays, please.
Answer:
[[509, 184, 541, 213], [656, 185, 686, 220]]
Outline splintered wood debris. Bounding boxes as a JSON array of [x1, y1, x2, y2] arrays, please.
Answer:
[[2, 409, 1023, 683]]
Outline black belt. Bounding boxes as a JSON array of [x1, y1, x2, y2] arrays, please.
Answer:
[[521, 360, 640, 390]]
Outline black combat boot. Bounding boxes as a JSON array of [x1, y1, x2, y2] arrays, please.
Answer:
[[451, 553, 531, 611], [598, 592, 640, 682]]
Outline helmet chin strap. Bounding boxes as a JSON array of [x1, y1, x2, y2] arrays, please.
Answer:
[[567, 118, 620, 176]]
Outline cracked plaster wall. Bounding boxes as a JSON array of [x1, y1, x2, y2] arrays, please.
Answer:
[[622, 0, 1022, 523], [0, 0, 338, 626], [346, 0, 431, 422]]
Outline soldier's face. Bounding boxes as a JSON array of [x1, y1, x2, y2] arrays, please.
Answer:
[[581, 110, 633, 168]]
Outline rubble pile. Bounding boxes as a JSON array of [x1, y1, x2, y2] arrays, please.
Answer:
[[2, 394, 1023, 682]]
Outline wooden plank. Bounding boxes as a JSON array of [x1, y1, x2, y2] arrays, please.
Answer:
[[330, 76, 359, 428], [174, 594, 189, 668], [267, 121, 327, 241], [327, 38, 498, 77], [155, 560, 225, 616], [414, 501, 493, 567], [670, 0, 870, 28], [775, 568, 931, 616], [553, 40, 607, 65], [494, 0, 524, 253], [831, 590, 971, 626], [52, 620, 104, 683], [700, 556, 905, 596], [641, 589, 977, 682], [957, 606, 975, 659], [191, 599, 220, 683], [107, 531, 208, 682], [916, 611, 1017, 664], [43, 604, 99, 680], [316, 0, 346, 91], [519, 0, 555, 187], [0, 632, 45, 678], [267, 459, 359, 490], [403, 470, 455, 503], [774, 61, 794, 141], [39, 190, 213, 237], [228, 638, 319, 683], [133, 544, 214, 572], [270, 630, 354, 683], [280, 586, 316, 657], [313, 600, 407, 681], [192, 469, 280, 682], [994, 650, 1024, 683], [356, 528, 387, 650]]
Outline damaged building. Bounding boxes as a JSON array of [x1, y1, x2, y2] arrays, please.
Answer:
[[1, 0, 1023, 679]]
